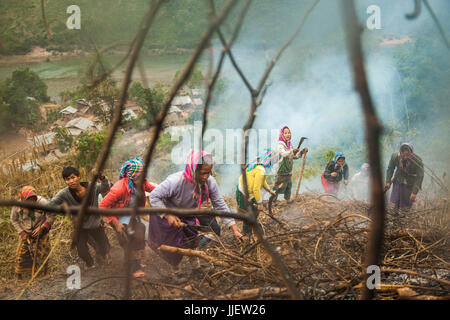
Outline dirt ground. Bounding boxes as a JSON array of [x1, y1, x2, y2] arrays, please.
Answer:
[[1, 193, 449, 300]]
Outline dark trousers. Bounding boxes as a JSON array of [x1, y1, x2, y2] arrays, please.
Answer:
[[197, 216, 221, 236], [274, 175, 293, 200], [77, 227, 110, 267], [116, 218, 146, 273], [196, 216, 221, 248]]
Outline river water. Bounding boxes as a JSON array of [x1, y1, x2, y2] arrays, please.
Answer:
[[0, 53, 193, 103]]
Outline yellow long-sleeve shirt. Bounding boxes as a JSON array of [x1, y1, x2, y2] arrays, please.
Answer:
[[238, 165, 269, 203]]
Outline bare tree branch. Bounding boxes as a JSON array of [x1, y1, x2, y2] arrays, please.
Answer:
[[40, 0, 52, 40], [0, 198, 252, 223], [127, 0, 240, 299], [405, 0, 422, 19], [422, 0, 450, 49], [237, 0, 320, 300], [72, 0, 165, 251], [201, 0, 254, 141], [340, 0, 386, 300]]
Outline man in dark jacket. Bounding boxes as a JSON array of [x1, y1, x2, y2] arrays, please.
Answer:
[[49, 166, 111, 268], [385, 143, 424, 212]]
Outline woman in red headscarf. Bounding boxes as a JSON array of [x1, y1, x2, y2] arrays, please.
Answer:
[[10, 186, 55, 279]]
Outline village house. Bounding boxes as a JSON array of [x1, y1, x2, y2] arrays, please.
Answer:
[[122, 109, 138, 121], [191, 88, 205, 98], [27, 132, 57, 150], [65, 117, 98, 136], [172, 96, 193, 110], [125, 100, 143, 115], [76, 98, 90, 109], [192, 98, 203, 109], [379, 36, 412, 48], [59, 106, 78, 120]]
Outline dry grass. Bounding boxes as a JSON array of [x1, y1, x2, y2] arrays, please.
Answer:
[[1, 150, 448, 300]]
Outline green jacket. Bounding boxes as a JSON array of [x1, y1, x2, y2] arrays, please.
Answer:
[[276, 140, 301, 176], [386, 152, 424, 194]]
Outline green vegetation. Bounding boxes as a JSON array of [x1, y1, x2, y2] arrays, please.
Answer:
[[0, 68, 48, 134], [74, 130, 107, 170], [0, 0, 214, 55], [53, 126, 73, 153], [173, 66, 204, 89], [129, 81, 167, 129]]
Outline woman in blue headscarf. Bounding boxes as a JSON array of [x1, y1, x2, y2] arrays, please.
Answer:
[[321, 152, 349, 195]]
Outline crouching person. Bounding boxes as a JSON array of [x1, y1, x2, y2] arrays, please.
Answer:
[[321, 152, 349, 196], [11, 186, 55, 279], [100, 157, 156, 278]]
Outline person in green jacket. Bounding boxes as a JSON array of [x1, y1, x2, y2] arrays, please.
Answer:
[[385, 143, 424, 213], [273, 126, 307, 201]]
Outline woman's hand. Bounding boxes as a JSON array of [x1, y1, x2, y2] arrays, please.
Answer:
[[331, 172, 338, 177], [257, 203, 264, 212], [31, 225, 43, 238], [165, 214, 183, 227], [230, 225, 244, 242], [293, 148, 300, 154], [114, 221, 125, 235]]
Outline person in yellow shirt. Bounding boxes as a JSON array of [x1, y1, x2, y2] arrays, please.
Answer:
[[236, 148, 280, 235]]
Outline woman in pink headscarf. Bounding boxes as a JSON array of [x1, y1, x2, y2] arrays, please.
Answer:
[[148, 150, 242, 266], [273, 126, 307, 201]]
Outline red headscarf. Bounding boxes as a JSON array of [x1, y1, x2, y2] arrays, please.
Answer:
[[20, 186, 37, 201]]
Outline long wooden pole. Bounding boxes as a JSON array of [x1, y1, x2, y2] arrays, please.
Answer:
[[294, 153, 307, 200]]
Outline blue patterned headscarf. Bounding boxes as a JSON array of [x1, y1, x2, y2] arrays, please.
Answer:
[[247, 148, 282, 172], [333, 152, 345, 163], [119, 157, 145, 193]]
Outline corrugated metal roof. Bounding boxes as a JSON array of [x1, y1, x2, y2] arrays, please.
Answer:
[[60, 106, 78, 114], [169, 106, 182, 113], [172, 96, 193, 106], [123, 109, 137, 119], [27, 132, 56, 145], [193, 98, 203, 106], [65, 117, 94, 131]]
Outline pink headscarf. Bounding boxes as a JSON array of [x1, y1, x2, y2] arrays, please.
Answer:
[[183, 150, 213, 208], [279, 126, 291, 148]]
